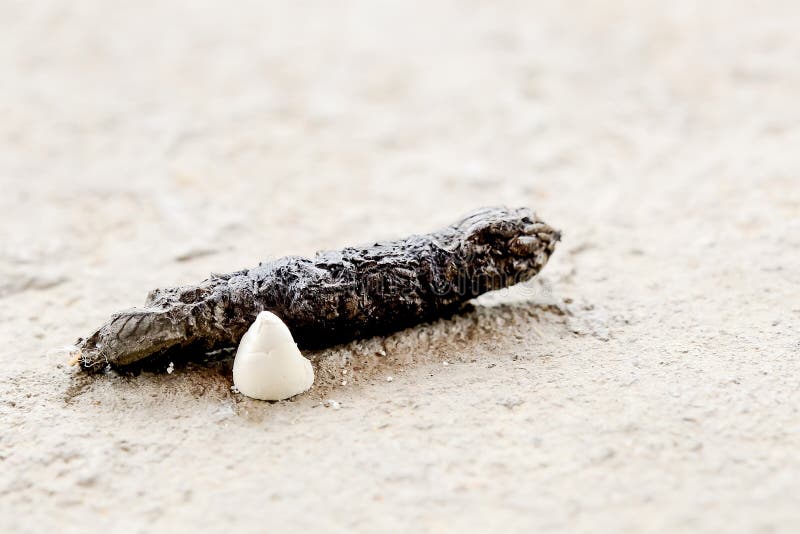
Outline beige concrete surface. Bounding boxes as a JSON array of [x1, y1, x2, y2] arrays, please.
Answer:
[[1, 1, 799, 532]]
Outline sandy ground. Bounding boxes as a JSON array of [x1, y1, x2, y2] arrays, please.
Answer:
[[2, 1, 799, 532]]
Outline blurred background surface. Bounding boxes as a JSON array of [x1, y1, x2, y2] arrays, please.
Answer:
[[1, 1, 799, 532]]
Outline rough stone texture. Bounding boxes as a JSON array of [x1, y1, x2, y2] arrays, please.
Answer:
[[78, 207, 558, 369], [2, 1, 800, 533]]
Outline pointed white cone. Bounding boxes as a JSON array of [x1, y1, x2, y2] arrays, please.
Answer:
[[232, 311, 315, 401]]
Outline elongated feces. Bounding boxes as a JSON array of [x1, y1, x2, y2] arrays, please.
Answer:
[[77, 207, 560, 370]]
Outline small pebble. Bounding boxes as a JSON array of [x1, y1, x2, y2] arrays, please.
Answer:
[[324, 399, 341, 410], [386, 376, 393, 382]]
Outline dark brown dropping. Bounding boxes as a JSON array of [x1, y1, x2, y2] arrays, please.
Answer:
[[77, 207, 560, 370]]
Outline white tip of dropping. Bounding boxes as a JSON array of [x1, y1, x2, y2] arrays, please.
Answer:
[[232, 311, 315, 401]]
